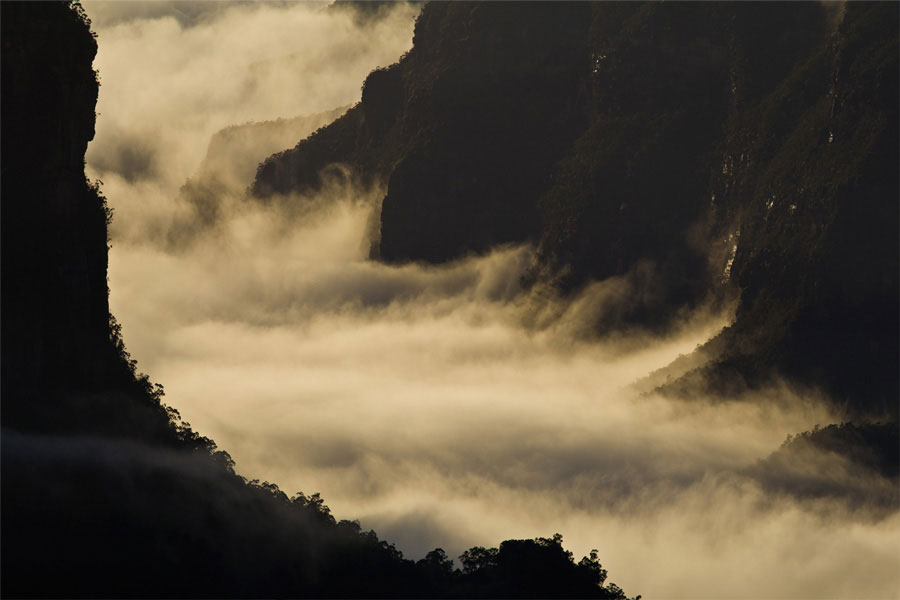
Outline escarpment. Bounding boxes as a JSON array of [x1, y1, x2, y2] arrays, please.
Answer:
[[252, 1, 898, 416]]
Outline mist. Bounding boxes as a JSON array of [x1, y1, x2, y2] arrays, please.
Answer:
[[83, 3, 899, 598], [83, 0, 419, 232]]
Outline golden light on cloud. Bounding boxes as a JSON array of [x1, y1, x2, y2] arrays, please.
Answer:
[[81, 2, 900, 598]]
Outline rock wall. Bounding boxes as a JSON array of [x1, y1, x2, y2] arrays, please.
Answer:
[[251, 1, 898, 415]]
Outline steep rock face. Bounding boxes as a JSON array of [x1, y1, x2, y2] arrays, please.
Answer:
[[535, 4, 825, 323], [672, 2, 899, 416], [253, 1, 590, 262], [167, 106, 350, 247], [0, 1, 163, 434], [201, 108, 351, 191], [252, 1, 897, 415]]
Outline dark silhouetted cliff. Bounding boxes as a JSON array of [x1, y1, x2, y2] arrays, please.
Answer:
[[252, 2, 591, 263], [252, 2, 898, 418], [684, 2, 899, 418], [0, 0, 179, 442]]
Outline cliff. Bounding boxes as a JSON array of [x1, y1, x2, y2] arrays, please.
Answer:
[[251, 1, 898, 417], [0, 1, 177, 439], [168, 106, 350, 246], [252, 2, 591, 263], [2, 0, 105, 407], [702, 2, 899, 416]]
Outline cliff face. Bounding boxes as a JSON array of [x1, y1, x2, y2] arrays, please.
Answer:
[[253, 2, 591, 262], [167, 106, 350, 247], [0, 1, 156, 433], [686, 2, 899, 415], [252, 1, 898, 416], [1, 2, 102, 394]]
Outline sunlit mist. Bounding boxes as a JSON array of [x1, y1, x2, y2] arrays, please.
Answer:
[[82, 3, 899, 598]]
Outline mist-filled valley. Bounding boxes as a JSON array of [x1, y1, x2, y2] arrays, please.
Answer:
[[108, 193, 898, 597], [3, 1, 898, 598]]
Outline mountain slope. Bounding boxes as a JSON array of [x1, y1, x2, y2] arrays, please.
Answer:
[[252, 1, 898, 417], [663, 2, 899, 417], [252, 2, 591, 262]]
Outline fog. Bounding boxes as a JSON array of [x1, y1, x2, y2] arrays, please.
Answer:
[[84, 0, 419, 192], [83, 3, 899, 598]]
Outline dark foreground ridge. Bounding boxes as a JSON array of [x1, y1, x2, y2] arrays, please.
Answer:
[[0, 3, 634, 598], [253, 1, 898, 419]]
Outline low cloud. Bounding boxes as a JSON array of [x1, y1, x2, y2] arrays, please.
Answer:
[[105, 189, 898, 598], [83, 3, 898, 598], [84, 0, 419, 190]]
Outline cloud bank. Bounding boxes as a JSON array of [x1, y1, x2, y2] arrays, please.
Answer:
[[83, 3, 898, 598], [83, 0, 419, 232]]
